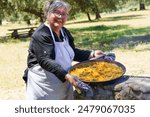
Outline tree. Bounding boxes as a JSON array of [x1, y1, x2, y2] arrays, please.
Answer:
[[139, 0, 145, 10], [126, 0, 150, 10], [71, 0, 124, 21], [72, 0, 92, 21], [3, 0, 147, 24], [11, 0, 44, 22], [0, 0, 13, 25], [138, 0, 150, 10]]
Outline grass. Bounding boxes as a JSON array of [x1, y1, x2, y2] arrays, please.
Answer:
[[64, 9, 150, 50], [1, 25, 150, 52], [69, 25, 150, 51]]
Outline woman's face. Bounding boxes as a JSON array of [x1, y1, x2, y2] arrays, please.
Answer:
[[48, 7, 68, 30]]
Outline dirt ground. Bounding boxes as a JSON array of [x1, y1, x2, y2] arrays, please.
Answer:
[[114, 44, 150, 77], [0, 9, 150, 100], [0, 43, 149, 100]]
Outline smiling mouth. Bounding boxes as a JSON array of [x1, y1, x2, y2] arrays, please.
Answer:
[[57, 19, 62, 22], [55, 19, 63, 24]]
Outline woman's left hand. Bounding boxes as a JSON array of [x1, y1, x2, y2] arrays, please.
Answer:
[[90, 50, 105, 59]]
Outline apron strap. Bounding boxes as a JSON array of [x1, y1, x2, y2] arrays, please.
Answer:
[[44, 22, 65, 43]]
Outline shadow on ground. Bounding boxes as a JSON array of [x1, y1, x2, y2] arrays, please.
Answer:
[[112, 34, 150, 48], [66, 14, 143, 25]]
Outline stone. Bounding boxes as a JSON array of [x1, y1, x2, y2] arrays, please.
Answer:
[[74, 75, 150, 100]]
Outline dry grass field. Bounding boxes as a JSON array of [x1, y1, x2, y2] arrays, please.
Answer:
[[0, 9, 150, 100], [0, 42, 28, 99]]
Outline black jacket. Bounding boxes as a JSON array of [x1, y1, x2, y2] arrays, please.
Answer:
[[26, 24, 91, 82]]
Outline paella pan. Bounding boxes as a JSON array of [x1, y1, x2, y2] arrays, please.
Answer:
[[69, 60, 126, 83]]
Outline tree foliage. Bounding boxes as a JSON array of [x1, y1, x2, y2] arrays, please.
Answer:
[[0, 0, 14, 25], [11, 0, 45, 22], [1, 0, 150, 24]]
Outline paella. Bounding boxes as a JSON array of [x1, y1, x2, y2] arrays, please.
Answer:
[[69, 60, 126, 82]]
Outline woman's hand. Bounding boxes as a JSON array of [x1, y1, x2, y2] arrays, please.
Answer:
[[89, 50, 105, 59], [65, 74, 78, 88]]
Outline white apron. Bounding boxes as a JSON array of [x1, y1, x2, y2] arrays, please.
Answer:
[[26, 25, 75, 100]]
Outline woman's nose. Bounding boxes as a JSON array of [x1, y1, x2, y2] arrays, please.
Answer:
[[57, 15, 62, 19]]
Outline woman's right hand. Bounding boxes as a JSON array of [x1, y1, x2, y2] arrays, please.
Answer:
[[65, 74, 78, 88]]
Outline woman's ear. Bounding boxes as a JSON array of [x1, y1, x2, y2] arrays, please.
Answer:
[[46, 12, 50, 21]]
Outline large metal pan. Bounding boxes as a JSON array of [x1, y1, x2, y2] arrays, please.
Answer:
[[69, 59, 126, 83]]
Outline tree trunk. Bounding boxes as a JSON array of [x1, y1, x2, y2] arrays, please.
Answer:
[[92, 4, 101, 20], [74, 75, 150, 100], [95, 12, 101, 19], [140, 3, 146, 10], [86, 12, 92, 21], [26, 20, 31, 25], [0, 19, 2, 25], [94, 5, 101, 19], [23, 8, 44, 22]]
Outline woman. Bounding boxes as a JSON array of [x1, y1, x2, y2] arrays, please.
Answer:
[[26, 0, 103, 100]]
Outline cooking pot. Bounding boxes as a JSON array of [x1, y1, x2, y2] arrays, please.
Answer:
[[69, 59, 126, 84]]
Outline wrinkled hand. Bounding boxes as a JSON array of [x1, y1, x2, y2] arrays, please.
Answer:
[[65, 74, 78, 88], [90, 50, 105, 60], [94, 50, 104, 58]]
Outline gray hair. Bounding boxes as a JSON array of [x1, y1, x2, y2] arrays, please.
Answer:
[[43, 0, 71, 19]]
